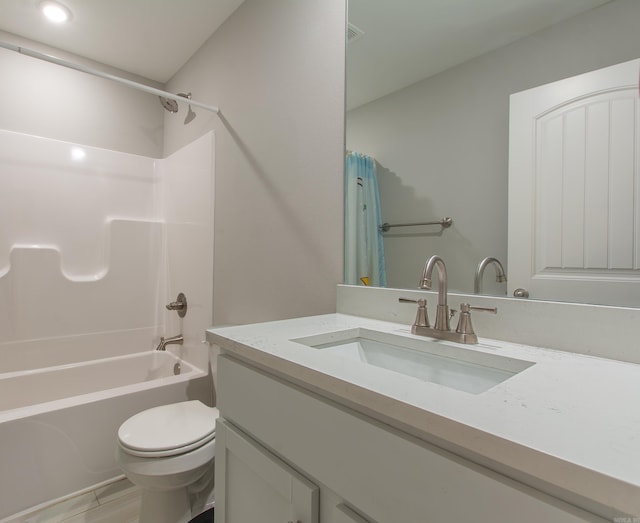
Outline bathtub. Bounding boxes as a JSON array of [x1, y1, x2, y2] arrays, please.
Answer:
[[0, 349, 212, 520]]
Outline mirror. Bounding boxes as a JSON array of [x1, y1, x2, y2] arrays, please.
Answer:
[[345, 0, 640, 305]]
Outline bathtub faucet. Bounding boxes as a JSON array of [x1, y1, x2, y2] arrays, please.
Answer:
[[155, 334, 184, 351]]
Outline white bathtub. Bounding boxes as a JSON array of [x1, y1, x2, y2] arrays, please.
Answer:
[[0, 349, 211, 520]]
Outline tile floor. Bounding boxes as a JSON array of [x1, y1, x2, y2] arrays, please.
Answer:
[[5, 479, 140, 523], [6, 478, 214, 523]]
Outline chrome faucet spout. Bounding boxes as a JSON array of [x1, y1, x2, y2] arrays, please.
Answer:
[[155, 334, 184, 351], [419, 255, 450, 331], [474, 257, 507, 294]]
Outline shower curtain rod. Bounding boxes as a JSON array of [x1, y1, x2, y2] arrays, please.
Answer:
[[0, 41, 220, 114]]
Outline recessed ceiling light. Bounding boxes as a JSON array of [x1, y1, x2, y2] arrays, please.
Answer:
[[40, 1, 72, 24]]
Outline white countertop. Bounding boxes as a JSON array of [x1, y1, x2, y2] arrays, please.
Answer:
[[207, 313, 640, 518]]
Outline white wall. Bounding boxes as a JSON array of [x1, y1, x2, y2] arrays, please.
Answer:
[[346, 0, 640, 293], [0, 130, 215, 376], [163, 0, 346, 326], [159, 132, 215, 372], [0, 130, 161, 363], [0, 31, 164, 157]]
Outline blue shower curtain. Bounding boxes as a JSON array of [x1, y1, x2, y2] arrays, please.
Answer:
[[344, 152, 387, 287]]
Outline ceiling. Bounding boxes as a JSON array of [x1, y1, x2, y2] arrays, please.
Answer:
[[0, 0, 612, 98], [347, 0, 612, 109], [0, 0, 245, 83]]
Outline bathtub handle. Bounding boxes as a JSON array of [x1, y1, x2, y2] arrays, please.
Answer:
[[166, 292, 187, 318]]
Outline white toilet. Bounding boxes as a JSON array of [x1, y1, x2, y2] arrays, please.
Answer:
[[115, 400, 220, 523]]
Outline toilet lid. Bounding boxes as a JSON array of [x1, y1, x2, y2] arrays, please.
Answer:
[[118, 401, 219, 455]]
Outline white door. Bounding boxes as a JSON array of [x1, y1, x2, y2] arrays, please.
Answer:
[[508, 58, 640, 306], [215, 419, 320, 523]]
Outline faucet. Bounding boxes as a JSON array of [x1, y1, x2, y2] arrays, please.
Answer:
[[401, 255, 497, 344], [474, 257, 507, 294], [155, 334, 184, 351], [419, 255, 451, 331], [166, 292, 187, 318]]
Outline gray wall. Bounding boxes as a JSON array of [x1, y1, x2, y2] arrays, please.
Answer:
[[164, 0, 346, 325], [347, 0, 640, 293], [0, 31, 164, 157]]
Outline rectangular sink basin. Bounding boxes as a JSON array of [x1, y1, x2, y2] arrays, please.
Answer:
[[292, 328, 534, 394]]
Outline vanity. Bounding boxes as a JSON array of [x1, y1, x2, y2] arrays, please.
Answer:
[[207, 285, 640, 523]]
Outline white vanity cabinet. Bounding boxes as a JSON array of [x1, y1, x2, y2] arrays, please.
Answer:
[[215, 355, 606, 523]]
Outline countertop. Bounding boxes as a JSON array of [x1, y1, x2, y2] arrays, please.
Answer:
[[207, 313, 640, 519]]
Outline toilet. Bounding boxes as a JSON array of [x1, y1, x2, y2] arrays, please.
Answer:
[[115, 400, 220, 523]]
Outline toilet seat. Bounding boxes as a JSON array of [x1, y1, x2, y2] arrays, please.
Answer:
[[118, 401, 219, 458]]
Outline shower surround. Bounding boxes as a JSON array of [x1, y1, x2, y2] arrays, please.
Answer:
[[0, 129, 215, 519]]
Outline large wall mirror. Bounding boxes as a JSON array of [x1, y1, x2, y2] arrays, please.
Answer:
[[345, 0, 640, 307]]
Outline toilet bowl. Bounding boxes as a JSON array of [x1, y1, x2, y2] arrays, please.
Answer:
[[116, 400, 220, 523]]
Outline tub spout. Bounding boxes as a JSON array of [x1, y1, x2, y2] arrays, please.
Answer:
[[156, 334, 183, 351]]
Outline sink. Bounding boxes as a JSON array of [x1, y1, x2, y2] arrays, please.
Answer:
[[292, 328, 534, 394]]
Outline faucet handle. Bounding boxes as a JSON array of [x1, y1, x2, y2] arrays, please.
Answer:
[[166, 292, 187, 318], [399, 297, 430, 328], [455, 303, 497, 339], [462, 303, 497, 314]]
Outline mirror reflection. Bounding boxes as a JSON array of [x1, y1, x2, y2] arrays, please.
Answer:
[[345, 0, 640, 306]]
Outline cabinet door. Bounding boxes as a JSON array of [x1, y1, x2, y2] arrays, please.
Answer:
[[215, 419, 319, 523]]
